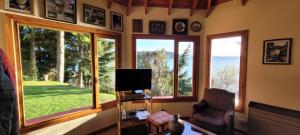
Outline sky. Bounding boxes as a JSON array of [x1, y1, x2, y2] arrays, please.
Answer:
[[211, 36, 241, 57], [136, 39, 194, 54]]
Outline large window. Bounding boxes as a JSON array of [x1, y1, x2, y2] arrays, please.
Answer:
[[20, 25, 93, 121], [206, 30, 248, 112], [97, 37, 120, 103], [133, 35, 199, 102], [7, 15, 121, 130]]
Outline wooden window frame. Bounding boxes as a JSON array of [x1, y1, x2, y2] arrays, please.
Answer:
[[132, 34, 200, 103], [206, 30, 249, 113], [4, 14, 122, 133]]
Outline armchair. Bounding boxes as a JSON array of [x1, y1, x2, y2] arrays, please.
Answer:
[[191, 88, 235, 135]]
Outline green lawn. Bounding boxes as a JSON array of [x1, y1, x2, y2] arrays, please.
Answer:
[[23, 81, 115, 120]]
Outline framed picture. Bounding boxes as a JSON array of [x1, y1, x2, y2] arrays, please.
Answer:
[[149, 21, 166, 34], [263, 38, 292, 64], [191, 21, 202, 32], [111, 11, 123, 32], [45, 0, 77, 24], [83, 4, 105, 26], [132, 19, 143, 33], [173, 19, 188, 35], [5, 0, 33, 14]]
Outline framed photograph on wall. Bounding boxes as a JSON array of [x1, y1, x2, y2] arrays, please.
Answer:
[[149, 21, 166, 34], [263, 38, 292, 64], [45, 0, 77, 24], [83, 4, 105, 26], [111, 11, 123, 32], [5, 0, 33, 14], [173, 19, 188, 35], [132, 19, 143, 33]]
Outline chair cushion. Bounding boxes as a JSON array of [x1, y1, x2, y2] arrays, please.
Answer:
[[192, 108, 226, 127], [204, 88, 234, 111]]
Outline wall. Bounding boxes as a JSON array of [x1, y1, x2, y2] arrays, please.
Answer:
[[204, 0, 300, 131], [0, 0, 126, 134]]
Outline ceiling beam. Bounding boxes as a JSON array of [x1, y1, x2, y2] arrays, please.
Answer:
[[144, 0, 148, 14], [190, 0, 199, 16], [168, 0, 174, 15], [206, 0, 212, 17], [127, 0, 133, 16], [241, 0, 248, 6], [107, 0, 112, 9]]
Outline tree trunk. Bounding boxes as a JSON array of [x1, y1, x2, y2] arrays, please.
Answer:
[[29, 36, 37, 80], [56, 30, 65, 82], [78, 35, 83, 88]]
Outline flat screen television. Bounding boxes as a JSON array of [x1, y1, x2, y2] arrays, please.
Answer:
[[115, 69, 152, 91]]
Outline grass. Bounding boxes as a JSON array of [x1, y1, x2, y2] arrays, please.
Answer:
[[23, 81, 115, 120]]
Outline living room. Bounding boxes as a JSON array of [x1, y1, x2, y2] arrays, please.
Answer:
[[0, 0, 299, 135]]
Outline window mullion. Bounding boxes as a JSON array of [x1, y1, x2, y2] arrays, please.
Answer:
[[92, 34, 100, 109], [174, 40, 179, 99]]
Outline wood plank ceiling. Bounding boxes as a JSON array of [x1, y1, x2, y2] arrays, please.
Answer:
[[108, 0, 248, 16]]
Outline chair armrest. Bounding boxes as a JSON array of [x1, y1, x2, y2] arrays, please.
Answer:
[[192, 100, 208, 114], [224, 106, 234, 125]]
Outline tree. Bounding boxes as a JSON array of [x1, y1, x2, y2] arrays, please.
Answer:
[[178, 45, 192, 96], [20, 26, 38, 80], [211, 65, 239, 92], [137, 49, 173, 96], [98, 39, 115, 94], [56, 30, 65, 82]]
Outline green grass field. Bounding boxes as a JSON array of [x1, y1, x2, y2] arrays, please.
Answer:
[[23, 81, 115, 120]]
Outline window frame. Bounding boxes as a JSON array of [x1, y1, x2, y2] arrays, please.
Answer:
[[132, 34, 200, 103], [4, 14, 121, 133], [206, 30, 249, 113]]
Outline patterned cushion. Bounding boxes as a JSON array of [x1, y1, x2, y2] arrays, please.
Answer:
[[147, 111, 172, 126]]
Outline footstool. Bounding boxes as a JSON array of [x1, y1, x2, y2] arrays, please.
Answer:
[[146, 111, 172, 134]]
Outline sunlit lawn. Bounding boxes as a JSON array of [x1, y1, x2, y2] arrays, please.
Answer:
[[23, 81, 115, 120]]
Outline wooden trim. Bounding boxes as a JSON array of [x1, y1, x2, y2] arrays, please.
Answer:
[[144, 0, 148, 14], [205, 30, 249, 113], [206, 0, 212, 17], [5, 14, 121, 132], [20, 108, 102, 133], [5, 14, 120, 36], [107, 0, 112, 9], [131, 34, 199, 102], [190, 0, 199, 16], [92, 34, 100, 109], [168, 0, 174, 15], [127, 0, 133, 16], [241, 0, 248, 6]]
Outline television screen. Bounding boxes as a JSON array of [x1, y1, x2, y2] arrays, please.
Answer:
[[115, 69, 152, 91]]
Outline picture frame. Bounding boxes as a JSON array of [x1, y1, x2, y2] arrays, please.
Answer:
[[5, 0, 33, 14], [111, 11, 123, 32], [45, 0, 77, 24], [191, 21, 202, 32], [173, 19, 188, 35], [149, 21, 166, 34], [132, 19, 143, 33], [263, 38, 292, 64], [83, 4, 105, 26]]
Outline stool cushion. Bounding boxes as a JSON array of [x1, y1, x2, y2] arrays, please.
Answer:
[[147, 111, 172, 127]]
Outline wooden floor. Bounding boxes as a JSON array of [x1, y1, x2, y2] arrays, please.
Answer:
[[92, 126, 246, 135]]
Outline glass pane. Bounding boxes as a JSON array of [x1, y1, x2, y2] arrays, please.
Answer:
[[97, 38, 117, 103], [20, 25, 92, 120], [210, 36, 241, 106], [136, 39, 174, 97], [178, 42, 194, 96]]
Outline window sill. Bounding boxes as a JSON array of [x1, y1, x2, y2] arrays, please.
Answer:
[[21, 101, 116, 133]]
